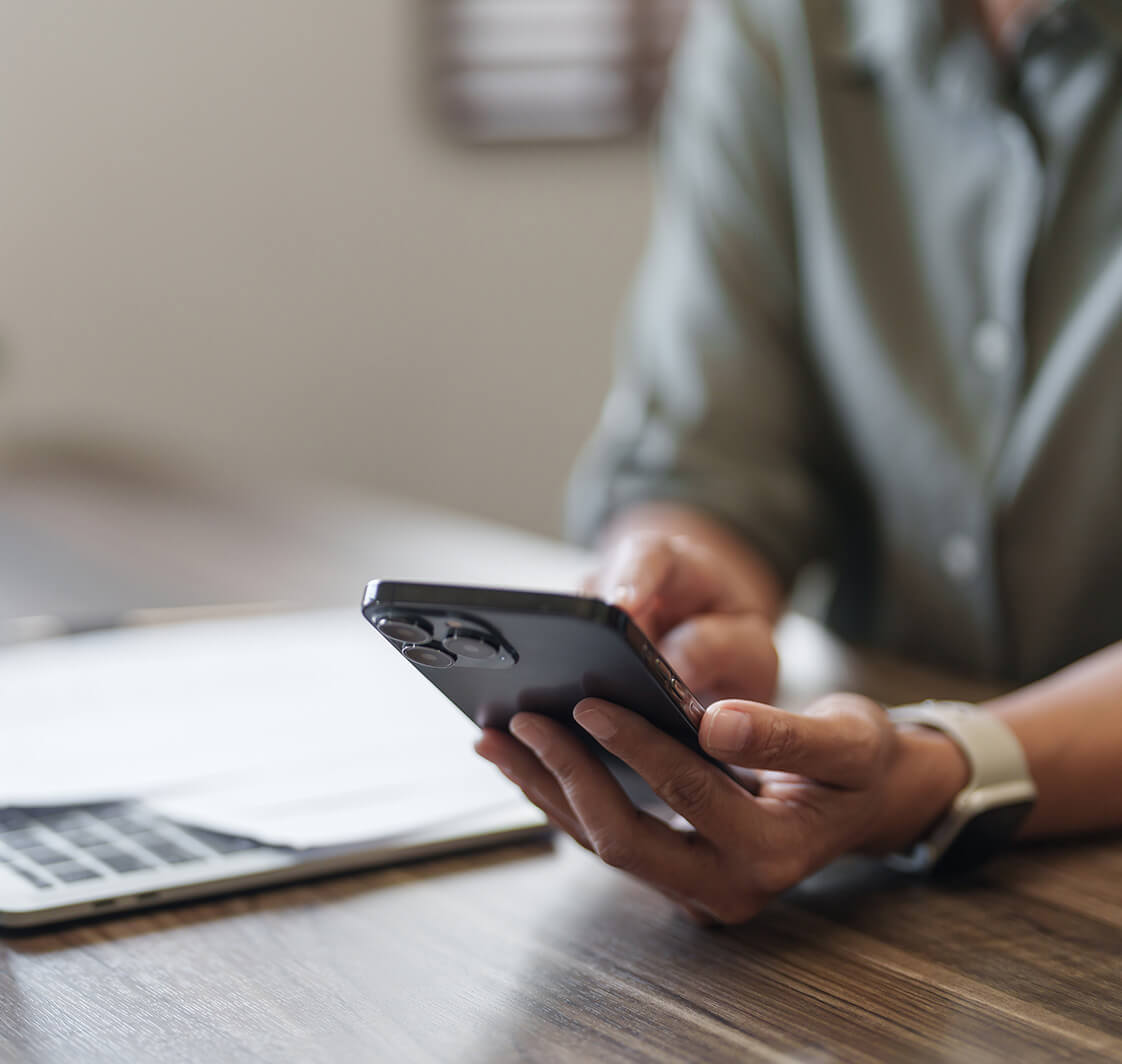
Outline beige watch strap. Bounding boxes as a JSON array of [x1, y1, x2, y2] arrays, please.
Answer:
[[889, 701, 1034, 791], [886, 701, 1037, 873]]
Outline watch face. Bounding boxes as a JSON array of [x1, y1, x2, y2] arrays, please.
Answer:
[[933, 801, 1035, 878]]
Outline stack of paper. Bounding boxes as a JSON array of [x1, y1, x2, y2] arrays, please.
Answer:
[[0, 610, 545, 848]]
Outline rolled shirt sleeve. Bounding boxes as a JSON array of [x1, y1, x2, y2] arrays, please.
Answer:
[[565, 0, 848, 588]]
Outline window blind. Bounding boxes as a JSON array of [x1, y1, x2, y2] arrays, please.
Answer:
[[434, 0, 690, 143]]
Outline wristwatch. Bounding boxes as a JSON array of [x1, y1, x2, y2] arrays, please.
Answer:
[[885, 701, 1037, 876]]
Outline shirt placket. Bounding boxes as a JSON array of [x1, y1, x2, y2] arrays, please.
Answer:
[[980, 90, 1048, 678], [933, 45, 1046, 676]]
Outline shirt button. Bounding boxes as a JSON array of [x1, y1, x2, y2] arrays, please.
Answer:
[[973, 319, 1013, 375], [941, 534, 980, 582]]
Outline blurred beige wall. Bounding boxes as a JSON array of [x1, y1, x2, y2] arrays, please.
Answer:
[[0, 1, 652, 535]]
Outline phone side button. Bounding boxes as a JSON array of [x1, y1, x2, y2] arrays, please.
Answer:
[[669, 678, 705, 729], [685, 696, 706, 729]]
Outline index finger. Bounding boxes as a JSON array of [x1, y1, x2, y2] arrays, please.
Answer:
[[609, 535, 679, 629], [582, 535, 679, 637], [604, 535, 725, 640], [572, 698, 768, 849], [508, 712, 721, 899]]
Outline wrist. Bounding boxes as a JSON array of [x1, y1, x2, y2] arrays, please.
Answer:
[[862, 726, 971, 855]]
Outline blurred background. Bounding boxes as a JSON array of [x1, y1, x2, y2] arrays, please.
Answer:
[[0, 0, 687, 538]]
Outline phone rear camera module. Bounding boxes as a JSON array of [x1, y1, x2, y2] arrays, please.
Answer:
[[442, 631, 499, 662], [402, 644, 456, 669], [376, 615, 433, 644]]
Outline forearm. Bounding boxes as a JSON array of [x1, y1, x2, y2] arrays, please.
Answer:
[[862, 641, 1122, 856], [596, 503, 786, 623], [984, 640, 1122, 838]]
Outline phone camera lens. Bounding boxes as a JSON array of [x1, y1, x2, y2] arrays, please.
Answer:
[[443, 631, 498, 661], [403, 644, 456, 669], [376, 615, 432, 644]]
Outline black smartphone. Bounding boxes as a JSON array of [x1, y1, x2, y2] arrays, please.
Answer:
[[362, 580, 708, 759]]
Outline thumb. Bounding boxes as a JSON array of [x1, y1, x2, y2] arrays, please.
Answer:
[[699, 695, 888, 789]]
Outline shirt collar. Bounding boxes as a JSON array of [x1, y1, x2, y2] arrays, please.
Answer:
[[836, 0, 968, 80], [836, 0, 1121, 80]]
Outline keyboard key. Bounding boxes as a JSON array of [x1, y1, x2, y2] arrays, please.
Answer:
[[141, 842, 202, 865], [103, 817, 155, 836], [59, 828, 110, 848], [128, 830, 178, 849], [52, 862, 102, 883], [21, 846, 71, 866], [179, 827, 261, 854], [89, 849, 152, 874], [2, 831, 43, 850], [9, 865, 52, 889], [32, 810, 89, 831]]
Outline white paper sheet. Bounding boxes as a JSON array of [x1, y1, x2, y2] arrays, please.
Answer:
[[0, 609, 544, 847], [146, 751, 531, 848]]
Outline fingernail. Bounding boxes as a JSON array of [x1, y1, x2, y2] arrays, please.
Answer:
[[510, 714, 546, 752], [706, 706, 751, 754], [574, 704, 616, 741], [611, 584, 635, 606]]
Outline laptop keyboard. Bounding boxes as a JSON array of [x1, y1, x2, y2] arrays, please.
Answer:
[[0, 804, 264, 890]]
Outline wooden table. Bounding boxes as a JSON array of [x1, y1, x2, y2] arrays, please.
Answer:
[[2, 450, 1120, 1063]]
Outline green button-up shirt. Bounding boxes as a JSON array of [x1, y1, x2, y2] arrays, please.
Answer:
[[567, 0, 1122, 684]]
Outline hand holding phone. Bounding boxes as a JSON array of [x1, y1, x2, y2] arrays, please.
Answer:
[[580, 527, 780, 705], [364, 580, 920, 927]]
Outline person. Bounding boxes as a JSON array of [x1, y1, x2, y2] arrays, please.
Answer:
[[476, 0, 1122, 925]]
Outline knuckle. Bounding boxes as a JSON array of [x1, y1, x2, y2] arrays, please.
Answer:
[[671, 536, 720, 583], [814, 692, 880, 727], [809, 691, 861, 719], [753, 854, 810, 896], [658, 765, 716, 817], [594, 837, 643, 875], [849, 720, 885, 773], [629, 532, 674, 570], [758, 715, 799, 764], [811, 693, 889, 776], [549, 753, 585, 795]]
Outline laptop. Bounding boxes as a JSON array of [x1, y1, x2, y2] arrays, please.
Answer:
[[0, 608, 551, 930], [0, 799, 548, 929]]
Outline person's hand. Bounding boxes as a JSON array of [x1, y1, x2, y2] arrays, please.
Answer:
[[583, 530, 780, 703], [475, 694, 969, 925]]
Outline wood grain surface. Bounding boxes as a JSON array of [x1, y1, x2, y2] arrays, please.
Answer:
[[3, 836, 1121, 1063], [2, 450, 1120, 1063]]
